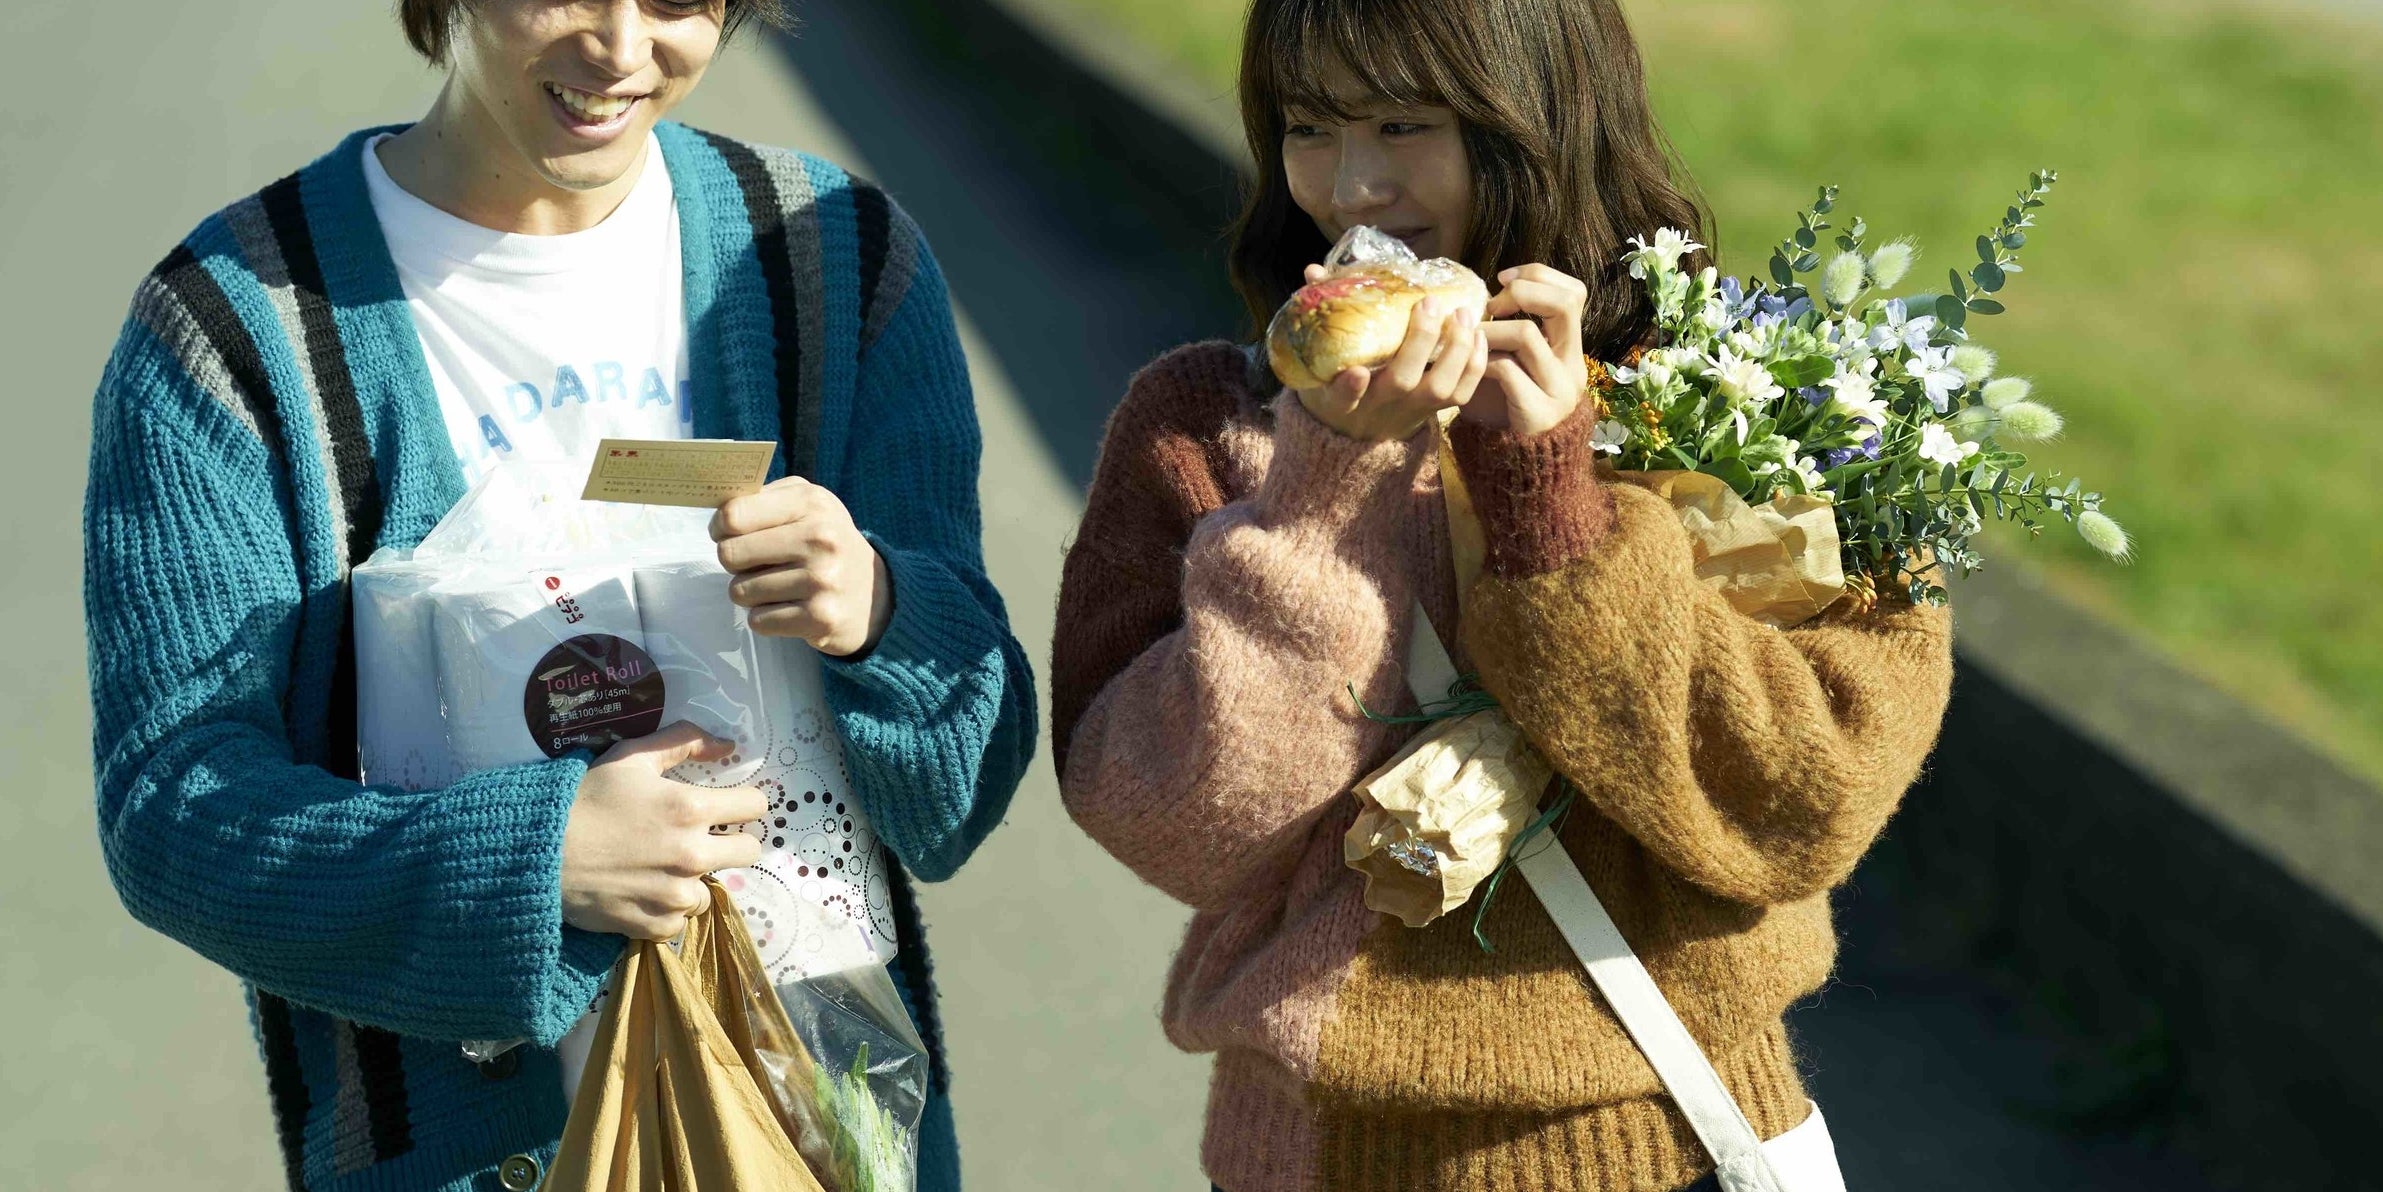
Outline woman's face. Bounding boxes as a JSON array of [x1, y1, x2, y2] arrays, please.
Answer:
[[1280, 62, 1473, 262], [449, 0, 725, 194]]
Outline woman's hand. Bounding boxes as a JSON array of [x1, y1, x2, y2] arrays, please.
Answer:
[[1295, 263, 1489, 442], [711, 476, 893, 657], [561, 723, 767, 941], [1467, 264, 1592, 437]]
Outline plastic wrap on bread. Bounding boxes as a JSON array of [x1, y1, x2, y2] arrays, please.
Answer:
[[1265, 226, 1489, 391]]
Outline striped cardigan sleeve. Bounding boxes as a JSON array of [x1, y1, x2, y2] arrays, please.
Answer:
[[820, 202, 1036, 882], [84, 271, 619, 1045]]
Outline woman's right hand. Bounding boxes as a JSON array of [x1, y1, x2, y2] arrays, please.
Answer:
[[559, 722, 766, 940], [1295, 263, 1489, 441]]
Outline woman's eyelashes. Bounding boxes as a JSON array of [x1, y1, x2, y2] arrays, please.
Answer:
[[1282, 118, 1434, 143]]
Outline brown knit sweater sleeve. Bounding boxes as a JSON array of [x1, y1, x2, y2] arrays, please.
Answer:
[[1054, 345, 1431, 911], [1462, 478, 1955, 906]]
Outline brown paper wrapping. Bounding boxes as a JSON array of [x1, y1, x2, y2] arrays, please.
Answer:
[[1344, 708, 1555, 927], [1342, 425, 1847, 926], [545, 880, 833, 1192], [1610, 469, 1846, 629]]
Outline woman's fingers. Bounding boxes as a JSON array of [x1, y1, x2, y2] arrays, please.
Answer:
[[1326, 365, 1370, 411], [1485, 357, 1553, 426], [1480, 319, 1570, 398], [1424, 308, 1483, 403], [1459, 331, 1491, 398], [1303, 263, 1330, 284], [1490, 264, 1589, 361], [1387, 299, 1453, 391]]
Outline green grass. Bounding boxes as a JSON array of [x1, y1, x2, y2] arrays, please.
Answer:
[[1046, 0, 2383, 785]]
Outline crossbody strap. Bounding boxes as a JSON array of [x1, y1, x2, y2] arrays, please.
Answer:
[[1404, 601, 1787, 1191]]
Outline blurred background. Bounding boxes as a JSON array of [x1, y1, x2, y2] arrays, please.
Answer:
[[3, 0, 2378, 1189]]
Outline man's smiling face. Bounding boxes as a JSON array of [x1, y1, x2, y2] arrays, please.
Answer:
[[448, 0, 726, 195]]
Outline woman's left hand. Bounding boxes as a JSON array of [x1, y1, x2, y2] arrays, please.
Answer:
[[711, 477, 894, 657], [1466, 263, 1592, 437]]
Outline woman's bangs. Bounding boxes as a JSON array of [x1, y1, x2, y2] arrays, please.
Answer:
[[1256, 0, 1450, 121]]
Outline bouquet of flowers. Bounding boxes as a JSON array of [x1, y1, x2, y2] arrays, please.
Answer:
[[1338, 174, 2134, 943], [1597, 170, 2130, 610]]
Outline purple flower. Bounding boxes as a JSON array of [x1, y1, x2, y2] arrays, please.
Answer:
[[1817, 446, 1861, 470], [1800, 386, 1827, 408]]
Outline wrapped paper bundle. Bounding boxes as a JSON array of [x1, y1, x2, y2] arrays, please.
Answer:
[[1344, 708, 1554, 927]]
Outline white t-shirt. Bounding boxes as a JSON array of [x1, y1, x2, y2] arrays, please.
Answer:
[[362, 133, 690, 488]]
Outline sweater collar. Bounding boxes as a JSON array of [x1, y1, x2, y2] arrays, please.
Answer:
[[285, 122, 771, 549]]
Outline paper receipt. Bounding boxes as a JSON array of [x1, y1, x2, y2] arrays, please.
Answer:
[[580, 439, 778, 508]]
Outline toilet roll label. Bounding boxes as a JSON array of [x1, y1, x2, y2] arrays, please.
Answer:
[[525, 634, 667, 757]]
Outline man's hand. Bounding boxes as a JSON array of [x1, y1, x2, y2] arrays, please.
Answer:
[[710, 476, 894, 657], [560, 723, 767, 941]]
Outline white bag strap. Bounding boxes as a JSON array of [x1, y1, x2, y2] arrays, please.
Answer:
[[1404, 602, 1789, 1192]]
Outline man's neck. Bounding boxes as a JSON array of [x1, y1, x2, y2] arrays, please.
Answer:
[[375, 81, 644, 236]]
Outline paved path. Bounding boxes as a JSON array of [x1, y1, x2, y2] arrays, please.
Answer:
[[0, 2, 2237, 1190], [0, 5, 1204, 1189]]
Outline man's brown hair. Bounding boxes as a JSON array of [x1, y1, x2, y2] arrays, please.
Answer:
[[1230, 0, 1711, 359], [401, 0, 791, 66]]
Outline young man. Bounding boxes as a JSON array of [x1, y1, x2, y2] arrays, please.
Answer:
[[83, 2, 1033, 1189]]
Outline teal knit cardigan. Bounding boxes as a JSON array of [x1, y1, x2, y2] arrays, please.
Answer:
[[83, 123, 1034, 1191]]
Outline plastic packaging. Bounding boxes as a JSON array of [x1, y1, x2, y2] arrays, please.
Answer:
[[351, 461, 922, 1184]]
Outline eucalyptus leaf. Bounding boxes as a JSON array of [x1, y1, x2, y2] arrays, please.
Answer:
[[1977, 236, 1998, 265], [1795, 227, 1817, 249], [1769, 253, 1793, 286], [1949, 269, 1969, 301], [1973, 262, 2006, 292], [1935, 294, 1968, 329], [1967, 298, 2006, 315]]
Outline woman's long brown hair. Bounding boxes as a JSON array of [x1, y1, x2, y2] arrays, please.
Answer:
[[1229, 0, 1713, 361]]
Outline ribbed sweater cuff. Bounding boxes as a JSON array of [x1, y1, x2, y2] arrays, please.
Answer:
[[1257, 392, 1430, 534], [1446, 401, 1614, 579], [1204, 1050, 1320, 1192]]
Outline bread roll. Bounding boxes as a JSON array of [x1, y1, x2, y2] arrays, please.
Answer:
[[1266, 263, 1489, 392]]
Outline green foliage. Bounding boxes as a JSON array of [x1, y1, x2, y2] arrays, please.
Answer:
[[1043, 0, 2383, 781]]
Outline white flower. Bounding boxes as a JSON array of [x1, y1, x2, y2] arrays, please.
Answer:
[[1699, 296, 1733, 335], [1869, 299, 1937, 355], [1820, 360, 1885, 424], [1790, 455, 1832, 496], [1625, 228, 1705, 279], [1590, 419, 1632, 455], [1918, 423, 1982, 466], [1907, 344, 1968, 412], [1711, 349, 1784, 407]]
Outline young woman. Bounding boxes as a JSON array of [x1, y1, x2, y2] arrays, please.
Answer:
[[1051, 1, 1954, 1189], [84, 2, 1030, 1189]]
